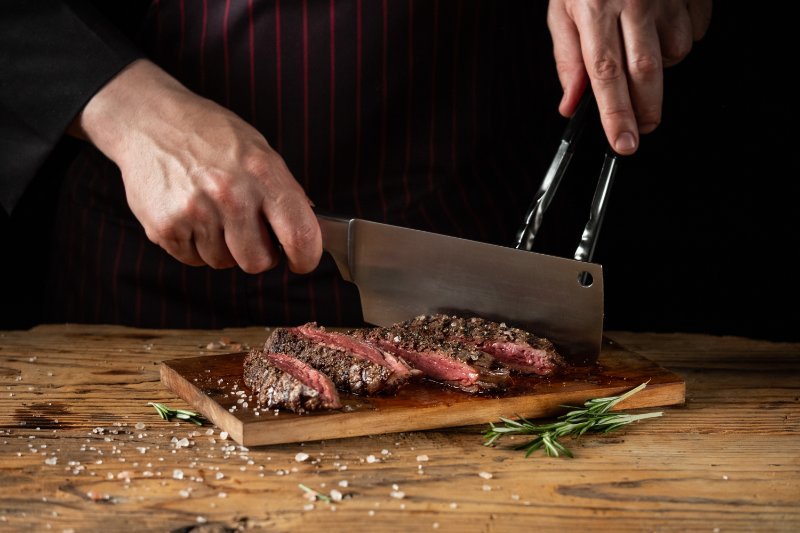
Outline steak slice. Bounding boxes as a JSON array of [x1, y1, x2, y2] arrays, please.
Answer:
[[265, 327, 405, 395], [401, 314, 565, 375], [295, 323, 416, 384], [243, 350, 341, 413], [360, 326, 510, 393]]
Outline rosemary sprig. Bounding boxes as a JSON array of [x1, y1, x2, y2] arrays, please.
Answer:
[[298, 483, 331, 503], [484, 382, 663, 458], [148, 402, 207, 426]]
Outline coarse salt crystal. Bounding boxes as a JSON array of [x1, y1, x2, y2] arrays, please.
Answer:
[[303, 504, 314, 511], [218, 492, 227, 498], [134, 422, 145, 430], [482, 484, 492, 491], [338, 480, 349, 488], [416, 454, 429, 462], [330, 489, 343, 502], [196, 516, 207, 524], [205, 429, 214, 436], [173, 469, 184, 480], [219, 431, 228, 440], [44, 457, 57, 465], [392, 484, 400, 491], [179, 489, 190, 498], [390, 491, 405, 499], [215, 472, 224, 480], [381, 449, 390, 455], [478, 471, 493, 480], [295, 452, 310, 462], [366, 455, 378, 463]]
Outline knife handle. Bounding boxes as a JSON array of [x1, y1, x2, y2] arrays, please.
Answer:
[[316, 214, 354, 281]]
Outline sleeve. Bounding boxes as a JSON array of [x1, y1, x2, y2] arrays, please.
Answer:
[[0, 0, 143, 214]]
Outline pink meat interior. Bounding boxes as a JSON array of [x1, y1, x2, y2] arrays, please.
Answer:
[[456, 336, 554, 374], [296, 324, 411, 377], [265, 352, 341, 407], [375, 340, 478, 386]]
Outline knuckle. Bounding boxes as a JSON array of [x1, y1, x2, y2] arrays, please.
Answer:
[[239, 253, 277, 275], [285, 221, 318, 252], [662, 36, 693, 66], [242, 149, 283, 181], [554, 59, 583, 80], [201, 170, 238, 209], [628, 54, 661, 79], [591, 56, 624, 82], [147, 215, 182, 244], [637, 105, 662, 127], [599, 104, 630, 120]]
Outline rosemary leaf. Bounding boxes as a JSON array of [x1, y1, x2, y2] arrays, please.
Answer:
[[483, 382, 663, 458], [298, 483, 331, 504], [147, 402, 207, 426]]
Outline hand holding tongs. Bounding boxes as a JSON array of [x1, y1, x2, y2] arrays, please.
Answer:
[[515, 89, 620, 265]]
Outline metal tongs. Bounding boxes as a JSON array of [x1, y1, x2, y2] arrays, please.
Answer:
[[515, 89, 620, 267]]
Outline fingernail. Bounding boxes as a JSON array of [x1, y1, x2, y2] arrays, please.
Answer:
[[615, 132, 636, 153]]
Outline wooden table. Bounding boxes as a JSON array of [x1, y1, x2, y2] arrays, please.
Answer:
[[0, 325, 797, 532]]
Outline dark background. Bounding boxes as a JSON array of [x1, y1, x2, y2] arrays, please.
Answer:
[[2, 3, 797, 341]]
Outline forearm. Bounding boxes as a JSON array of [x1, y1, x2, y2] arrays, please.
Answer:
[[0, 0, 141, 213]]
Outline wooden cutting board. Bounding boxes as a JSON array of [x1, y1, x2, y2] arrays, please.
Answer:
[[160, 338, 684, 447]]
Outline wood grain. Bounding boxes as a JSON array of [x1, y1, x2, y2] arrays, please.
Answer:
[[0, 325, 798, 532], [161, 339, 684, 446]]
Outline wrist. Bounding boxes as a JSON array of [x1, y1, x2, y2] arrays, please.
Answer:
[[71, 59, 188, 165]]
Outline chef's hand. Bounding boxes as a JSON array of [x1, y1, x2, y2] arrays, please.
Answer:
[[547, 0, 712, 154], [69, 59, 321, 274]]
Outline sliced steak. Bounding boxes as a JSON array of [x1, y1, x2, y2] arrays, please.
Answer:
[[360, 326, 510, 393], [265, 327, 406, 395], [295, 322, 416, 383], [243, 350, 341, 413], [401, 314, 565, 375]]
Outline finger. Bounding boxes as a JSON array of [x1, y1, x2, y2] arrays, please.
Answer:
[[224, 212, 280, 274], [547, 1, 588, 117], [193, 226, 237, 270], [260, 158, 322, 274], [574, 6, 639, 155], [144, 219, 206, 266], [657, 3, 693, 67], [161, 237, 206, 267], [620, 7, 663, 134], [687, 0, 712, 41], [264, 193, 321, 274]]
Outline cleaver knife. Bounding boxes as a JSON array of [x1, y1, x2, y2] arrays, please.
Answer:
[[317, 214, 603, 365]]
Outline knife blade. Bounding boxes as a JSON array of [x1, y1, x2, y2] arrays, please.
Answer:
[[317, 214, 603, 364]]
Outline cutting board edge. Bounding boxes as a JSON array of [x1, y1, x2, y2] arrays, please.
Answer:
[[160, 362, 245, 444], [236, 378, 684, 446]]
